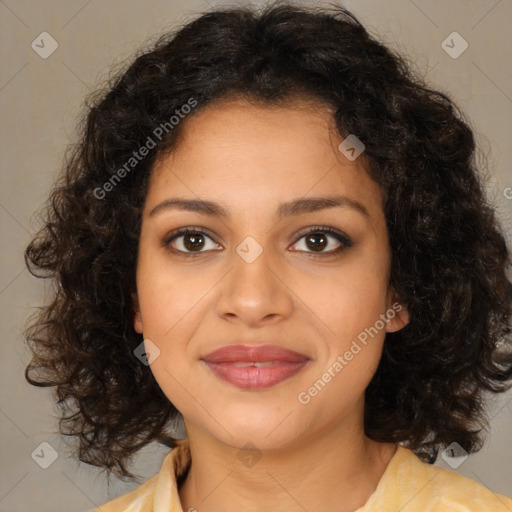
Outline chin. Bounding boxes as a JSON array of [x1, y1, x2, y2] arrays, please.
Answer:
[[208, 407, 311, 451]]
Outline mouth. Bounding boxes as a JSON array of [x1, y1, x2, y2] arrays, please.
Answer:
[[201, 344, 310, 390]]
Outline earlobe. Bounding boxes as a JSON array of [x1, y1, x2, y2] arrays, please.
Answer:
[[385, 289, 410, 333], [132, 292, 143, 334]]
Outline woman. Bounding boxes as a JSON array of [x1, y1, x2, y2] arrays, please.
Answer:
[[24, 2, 512, 511]]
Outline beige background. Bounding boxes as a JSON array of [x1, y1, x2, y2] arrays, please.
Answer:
[[1, 0, 511, 510]]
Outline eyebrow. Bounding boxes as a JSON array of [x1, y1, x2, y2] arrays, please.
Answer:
[[148, 195, 370, 219]]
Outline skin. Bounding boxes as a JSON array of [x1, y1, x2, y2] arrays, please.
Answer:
[[132, 96, 410, 512]]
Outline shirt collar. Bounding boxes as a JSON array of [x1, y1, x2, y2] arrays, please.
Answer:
[[153, 438, 191, 512], [152, 440, 425, 512]]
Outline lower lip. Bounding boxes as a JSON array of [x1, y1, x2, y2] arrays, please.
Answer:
[[203, 361, 309, 390]]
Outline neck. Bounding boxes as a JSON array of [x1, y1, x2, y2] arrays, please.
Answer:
[[178, 403, 397, 512]]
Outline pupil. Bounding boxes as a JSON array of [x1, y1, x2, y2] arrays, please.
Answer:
[[307, 233, 327, 251]]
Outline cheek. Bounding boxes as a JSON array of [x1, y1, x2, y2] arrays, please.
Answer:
[[136, 244, 214, 339], [293, 250, 390, 349], [134, 251, 203, 397], [296, 265, 388, 413], [135, 269, 204, 415]]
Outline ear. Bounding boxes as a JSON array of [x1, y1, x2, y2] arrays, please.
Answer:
[[132, 292, 143, 334], [385, 287, 410, 333]]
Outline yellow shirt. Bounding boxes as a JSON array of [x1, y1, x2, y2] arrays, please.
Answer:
[[93, 440, 512, 511]]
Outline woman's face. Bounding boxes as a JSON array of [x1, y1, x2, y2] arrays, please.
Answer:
[[133, 97, 408, 450]]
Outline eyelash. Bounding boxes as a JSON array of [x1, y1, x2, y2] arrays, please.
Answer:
[[162, 225, 353, 259]]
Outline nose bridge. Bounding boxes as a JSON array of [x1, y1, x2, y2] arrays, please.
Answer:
[[232, 234, 275, 298], [216, 233, 292, 323]]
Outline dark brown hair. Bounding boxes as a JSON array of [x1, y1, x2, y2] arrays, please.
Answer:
[[24, 1, 512, 482]]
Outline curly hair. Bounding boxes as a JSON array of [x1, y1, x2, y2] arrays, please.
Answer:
[[24, 0, 512, 482]]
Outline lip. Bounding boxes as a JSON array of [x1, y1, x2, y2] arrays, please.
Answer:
[[201, 344, 310, 390]]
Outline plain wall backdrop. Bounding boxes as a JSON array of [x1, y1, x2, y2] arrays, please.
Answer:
[[1, 0, 511, 511]]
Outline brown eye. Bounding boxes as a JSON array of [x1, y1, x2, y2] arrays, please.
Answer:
[[290, 227, 352, 257], [182, 232, 206, 251], [304, 232, 329, 252], [163, 227, 221, 257]]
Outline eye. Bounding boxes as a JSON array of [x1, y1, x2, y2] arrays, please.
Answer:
[[162, 225, 352, 259], [290, 226, 352, 257], [162, 227, 221, 257]]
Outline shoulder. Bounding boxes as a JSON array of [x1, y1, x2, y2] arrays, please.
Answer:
[[420, 464, 512, 511], [92, 473, 158, 511], [92, 440, 190, 512], [390, 445, 512, 512]]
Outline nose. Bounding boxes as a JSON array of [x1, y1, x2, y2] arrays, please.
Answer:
[[215, 237, 294, 327]]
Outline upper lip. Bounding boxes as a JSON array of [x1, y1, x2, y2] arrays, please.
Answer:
[[201, 344, 310, 363]]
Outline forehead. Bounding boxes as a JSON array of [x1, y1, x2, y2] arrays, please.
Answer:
[[146, 97, 383, 222]]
